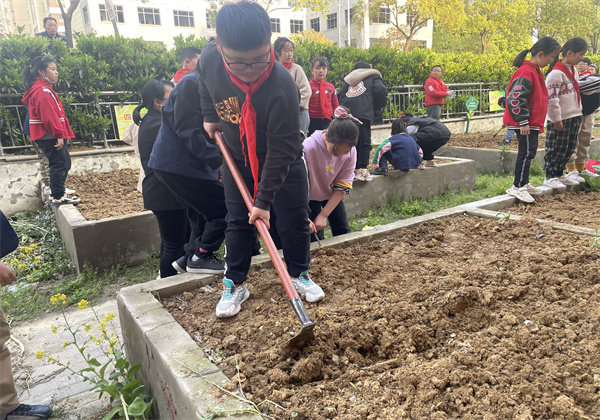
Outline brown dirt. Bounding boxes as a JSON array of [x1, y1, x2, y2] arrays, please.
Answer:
[[449, 132, 524, 150], [511, 190, 600, 230], [67, 169, 144, 220], [165, 215, 600, 419]]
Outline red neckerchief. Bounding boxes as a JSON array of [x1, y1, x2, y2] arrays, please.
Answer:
[[313, 78, 331, 120], [554, 61, 581, 106], [173, 68, 191, 83], [282, 60, 293, 69], [222, 48, 275, 202]]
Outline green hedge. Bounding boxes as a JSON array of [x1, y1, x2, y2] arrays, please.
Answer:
[[1, 33, 598, 149]]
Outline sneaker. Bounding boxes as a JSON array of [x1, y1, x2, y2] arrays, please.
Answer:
[[291, 270, 325, 303], [215, 278, 249, 318], [172, 255, 187, 274], [543, 178, 566, 189], [498, 139, 512, 147], [370, 167, 389, 176], [565, 170, 584, 183], [50, 194, 81, 206], [5, 403, 52, 419], [580, 169, 599, 178], [187, 252, 225, 274], [354, 168, 373, 182], [558, 174, 579, 185], [506, 185, 534, 203], [424, 159, 437, 167], [40, 183, 49, 203], [524, 183, 544, 195]]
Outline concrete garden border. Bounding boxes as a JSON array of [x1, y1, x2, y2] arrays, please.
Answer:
[[53, 157, 476, 272], [437, 138, 600, 173]]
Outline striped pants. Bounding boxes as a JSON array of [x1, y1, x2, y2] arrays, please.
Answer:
[[544, 116, 582, 179]]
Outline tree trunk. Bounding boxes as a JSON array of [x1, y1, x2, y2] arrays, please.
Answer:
[[63, 15, 73, 47]]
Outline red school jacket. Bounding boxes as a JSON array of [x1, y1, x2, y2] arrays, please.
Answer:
[[503, 61, 548, 131], [21, 78, 75, 141], [424, 76, 449, 106], [308, 79, 339, 119]]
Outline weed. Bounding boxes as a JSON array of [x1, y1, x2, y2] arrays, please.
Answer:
[[496, 211, 511, 224], [498, 144, 511, 174], [589, 228, 600, 248]]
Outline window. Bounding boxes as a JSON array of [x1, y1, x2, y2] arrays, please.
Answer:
[[310, 17, 320, 32], [270, 17, 280, 33], [206, 10, 216, 28], [82, 6, 89, 24], [99, 4, 124, 23], [290, 19, 303, 33], [372, 7, 390, 24], [138, 7, 160, 25], [345, 8, 355, 25], [327, 13, 337, 30], [174, 10, 194, 27]]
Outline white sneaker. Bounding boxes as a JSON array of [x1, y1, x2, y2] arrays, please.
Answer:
[[558, 174, 579, 185], [566, 170, 584, 183], [354, 169, 373, 182], [291, 271, 325, 303], [524, 183, 544, 195], [543, 178, 566, 189], [215, 278, 249, 318], [48, 186, 76, 196], [506, 185, 534, 203], [580, 169, 599, 178]]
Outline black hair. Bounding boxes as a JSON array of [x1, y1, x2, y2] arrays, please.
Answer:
[[399, 112, 413, 126], [311, 57, 328, 69], [391, 118, 407, 135], [431, 65, 442, 71], [581, 57, 592, 65], [497, 96, 506, 109], [353, 60, 371, 70], [274, 37, 294, 58], [546, 37, 589, 75], [43, 16, 57, 26], [23, 55, 56, 89], [180, 46, 202, 64], [512, 36, 560, 68], [326, 116, 359, 147], [216, 1, 271, 51], [133, 80, 173, 125]]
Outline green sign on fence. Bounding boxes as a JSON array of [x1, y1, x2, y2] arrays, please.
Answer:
[[464, 96, 479, 133]]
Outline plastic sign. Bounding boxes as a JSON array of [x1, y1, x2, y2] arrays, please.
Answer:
[[105, 0, 116, 21], [489, 91, 505, 112], [464, 96, 479, 133]]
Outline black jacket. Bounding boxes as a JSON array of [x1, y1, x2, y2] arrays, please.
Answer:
[[138, 109, 184, 211], [338, 69, 388, 122], [407, 117, 451, 143], [198, 40, 302, 210]]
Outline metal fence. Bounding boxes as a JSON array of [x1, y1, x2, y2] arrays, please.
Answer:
[[383, 82, 502, 122], [1, 82, 503, 156]]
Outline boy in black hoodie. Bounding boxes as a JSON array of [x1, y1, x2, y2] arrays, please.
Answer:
[[199, 1, 324, 318]]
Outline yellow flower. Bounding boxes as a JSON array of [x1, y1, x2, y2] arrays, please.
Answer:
[[108, 347, 114, 354], [84, 322, 93, 332], [77, 299, 89, 310], [104, 312, 116, 322], [36, 350, 46, 360], [50, 293, 67, 305], [50, 324, 57, 334], [62, 341, 68, 350]]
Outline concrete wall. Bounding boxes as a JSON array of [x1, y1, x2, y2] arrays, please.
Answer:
[[0, 147, 139, 216]]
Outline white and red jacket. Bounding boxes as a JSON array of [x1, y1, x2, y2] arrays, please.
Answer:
[[22, 78, 75, 141], [424, 76, 449, 106]]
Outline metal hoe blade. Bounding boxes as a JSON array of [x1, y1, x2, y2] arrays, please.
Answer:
[[288, 297, 316, 348]]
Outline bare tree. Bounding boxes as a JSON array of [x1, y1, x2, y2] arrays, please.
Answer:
[[56, 0, 81, 47]]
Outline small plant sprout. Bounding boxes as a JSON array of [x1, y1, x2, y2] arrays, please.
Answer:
[[496, 211, 511, 224], [37, 294, 153, 419], [588, 228, 600, 248]]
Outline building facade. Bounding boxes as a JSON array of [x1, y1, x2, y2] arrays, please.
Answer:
[[0, 0, 49, 35]]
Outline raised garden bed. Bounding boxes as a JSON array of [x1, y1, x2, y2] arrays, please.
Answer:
[[117, 192, 600, 419]]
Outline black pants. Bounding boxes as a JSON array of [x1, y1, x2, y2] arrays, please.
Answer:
[[417, 136, 449, 161], [152, 209, 188, 278], [223, 157, 310, 284], [308, 199, 350, 240], [356, 118, 372, 169], [36, 138, 71, 198], [426, 105, 442, 120], [153, 170, 226, 253], [513, 130, 538, 188], [308, 118, 331, 137]]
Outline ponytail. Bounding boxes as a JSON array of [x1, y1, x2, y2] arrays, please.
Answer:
[[512, 49, 530, 68], [23, 55, 56, 90], [513, 37, 560, 68], [132, 79, 173, 125], [391, 118, 407, 135], [328, 107, 359, 146], [546, 37, 588, 76]]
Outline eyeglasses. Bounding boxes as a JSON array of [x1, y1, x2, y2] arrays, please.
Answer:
[[222, 48, 271, 71]]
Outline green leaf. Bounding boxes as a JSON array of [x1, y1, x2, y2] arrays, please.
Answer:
[[127, 363, 141, 380], [88, 358, 101, 367], [101, 405, 123, 420], [127, 396, 148, 416], [115, 358, 129, 371]]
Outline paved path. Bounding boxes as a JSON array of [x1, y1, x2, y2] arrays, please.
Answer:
[[9, 299, 120, 419]]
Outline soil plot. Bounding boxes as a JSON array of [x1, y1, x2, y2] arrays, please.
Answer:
[[165, 215, 600, 419], [449, 132, 524, 150], [511, 190, 600, 230], [67, 169, 143, 220]]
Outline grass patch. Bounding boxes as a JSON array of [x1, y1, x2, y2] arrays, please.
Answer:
[[1, 209, 158, 324]]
